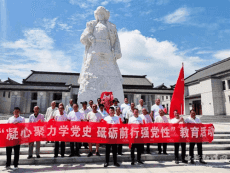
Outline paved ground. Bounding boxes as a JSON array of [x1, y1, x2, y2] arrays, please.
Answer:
[[0, 160, 230, 173]]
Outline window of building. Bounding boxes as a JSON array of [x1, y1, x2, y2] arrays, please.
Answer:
[[3, 91, 5, 97], [166, 96, 168, 99], [229, 96, 230, 103], [228, 80, 230, 89], [53, 93, 62, 100], [162, 96, 164, 101], [30, 102, 37, 113], [31, 92, 37, 100], [73, 94, 78, 104], [141, 95, 146, 102], [8, 92, 10, 98], [222, 81, 226, 90]]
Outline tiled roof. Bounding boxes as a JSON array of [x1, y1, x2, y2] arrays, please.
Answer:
[[185, 57, 230, 84], [24, 71, 153, 86], [0, 84, 69, 91]]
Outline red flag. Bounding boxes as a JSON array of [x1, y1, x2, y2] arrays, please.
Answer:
[[169, 64, 184, 119]]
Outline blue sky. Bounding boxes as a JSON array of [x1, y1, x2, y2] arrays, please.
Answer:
[[1, 0, 230, 87]]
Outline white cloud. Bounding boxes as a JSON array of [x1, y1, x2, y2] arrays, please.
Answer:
[[57, 23, 73, 31], [69, 0, 132, 8], [117, 29, 203, 86], [41, 17, 73, 32], [213, 50, 230, 60], [156, 0, 169, 5], [163, 7, 190, 24], [101, 1, 109, 5], [196, 50, 214, 54], [42, 17, 58, 30], [1, 29, 73, 80]]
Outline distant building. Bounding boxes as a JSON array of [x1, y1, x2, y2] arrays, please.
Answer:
[[0, 71, 173, 114], [184, 57, 230, 116]]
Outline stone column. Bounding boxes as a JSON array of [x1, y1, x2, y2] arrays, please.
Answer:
[[62, 92, 71, 107], [10, 91, 22, 113], [225, 80, 229, 90], [37, 92, 47, 113]]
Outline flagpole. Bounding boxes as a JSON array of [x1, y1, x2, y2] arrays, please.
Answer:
[[182, 62, 184, 115]]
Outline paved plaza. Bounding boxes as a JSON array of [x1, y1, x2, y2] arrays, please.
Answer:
[[0, 160, 230, 173]]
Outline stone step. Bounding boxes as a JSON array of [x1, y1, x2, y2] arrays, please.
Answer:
[[214, 134, 230, 139], [0, 150, 229, 166], [1, 143, 230, 155], [214, 131, 230, 134]]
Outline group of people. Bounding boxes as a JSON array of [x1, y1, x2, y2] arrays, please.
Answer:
[[5, 97, 207, 170]]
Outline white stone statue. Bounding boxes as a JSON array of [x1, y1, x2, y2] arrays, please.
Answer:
[[77, 6, 124, 104]]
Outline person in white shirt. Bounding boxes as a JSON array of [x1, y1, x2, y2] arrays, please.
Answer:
[[151, 98, 164, 121], [120, 98, 130, 122], [136, 99, 149, 115], [98, 104, 109, 118], [171, 110, 187, 164], [115, 107, 125, 155], [45, 101, 58, 121], [126, 102, 135, 123], [67, 104, 84, 157], [65, 99, 73, 115], [79, 101, 91, 149], [87, 100, 94, 111], [87, 104, 103, 157], [155, 109, 168, 155], [139, 108, 153, 154], [28, 106, 45, 159], [185, 109, 207, 164], [128, 108, 144, 165], [53, 103, 66, 117], [111, 98, 120, 112], [6, 107, 25, 170], [54, 105, 67, 158], [103, 107, 120, 167]]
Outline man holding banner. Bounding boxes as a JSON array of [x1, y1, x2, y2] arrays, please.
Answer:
[[87, 104, 103, 157], [129, 108, 144, 165], [103, 107, 120, 167], [171, 110, 187, 164], [28, 106, 44, 159], [5, 107, 25, 170], [54, 105, 67, 158], [67, 104, 84, 157], [155, 109, 168, 155], [185, 110, 207, 164]]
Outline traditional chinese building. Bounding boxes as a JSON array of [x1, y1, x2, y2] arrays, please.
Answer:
[[0, 70, 173, 114], [184, 57, 230, 116]]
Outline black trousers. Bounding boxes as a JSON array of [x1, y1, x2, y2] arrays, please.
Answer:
[[189, 143, 203, 160], [158, 143, 167, 153], [174, 143, 186, 160], [141, 143, 150, 152], [106, 144, 117, 164], [6, 145, 20, 167], [131, 144, 142, 161], [70, 142, 80, 155], [117, 144, 123, 154], [54, 142, 65, 157]]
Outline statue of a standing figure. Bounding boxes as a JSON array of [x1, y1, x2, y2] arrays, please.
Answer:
[[78, 6, 124, 104]]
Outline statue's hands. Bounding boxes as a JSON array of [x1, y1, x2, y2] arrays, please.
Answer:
[[88, 35, 95, 43], [115, 53, 122, 60]]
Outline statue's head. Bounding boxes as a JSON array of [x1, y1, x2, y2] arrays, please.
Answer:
[[94, 6, 110, 22]]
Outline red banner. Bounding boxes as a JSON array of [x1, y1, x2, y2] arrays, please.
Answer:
[[170, 65, 184, 119], [0, 120, 215, 147]]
